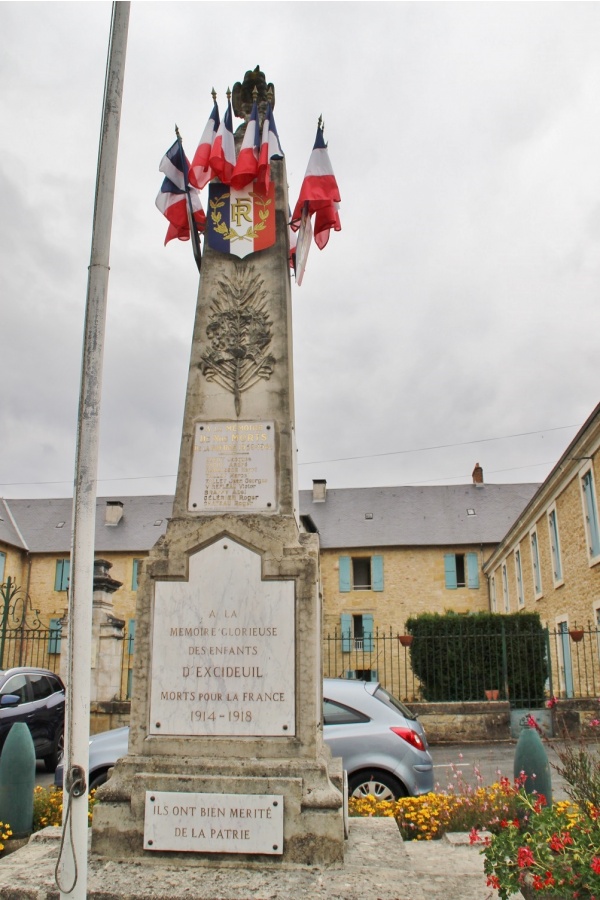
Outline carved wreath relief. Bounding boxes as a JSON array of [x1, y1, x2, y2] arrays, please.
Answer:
[[199, 264, 275, 415]]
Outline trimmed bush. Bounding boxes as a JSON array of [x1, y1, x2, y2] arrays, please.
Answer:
[[404, 612, 547, 706]]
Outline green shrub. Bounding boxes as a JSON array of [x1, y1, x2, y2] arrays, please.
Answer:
[[404, 612, 547, 705]]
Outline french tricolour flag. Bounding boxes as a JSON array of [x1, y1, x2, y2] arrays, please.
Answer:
[[155, 140, 205, 245], [291, 122, 341, 250], [189, 101, 219, 190], [230, 100, 260, 190], [256, 103, 284, 195], [209, 97, 236, 186]]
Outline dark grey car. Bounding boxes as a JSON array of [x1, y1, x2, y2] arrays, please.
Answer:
[[0, 667, 65, 771]]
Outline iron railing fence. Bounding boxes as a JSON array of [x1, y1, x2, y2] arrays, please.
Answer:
[[4, 621, 600, 709], [324, 625, 600, 707], [0, 624, 62, 674]]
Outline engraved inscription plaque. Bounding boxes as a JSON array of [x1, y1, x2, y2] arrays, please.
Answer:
[[149, 538, 295, 736], [144, 791, 284, 854], [188, 421, 276, 512]]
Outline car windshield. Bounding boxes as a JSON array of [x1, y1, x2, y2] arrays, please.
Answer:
[[373, 685, 417, 720]]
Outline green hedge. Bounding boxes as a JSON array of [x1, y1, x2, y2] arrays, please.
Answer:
[[404, 612, 548, 706]]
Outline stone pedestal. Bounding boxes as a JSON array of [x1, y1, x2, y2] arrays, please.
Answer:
[[92, 71, 344, 866]]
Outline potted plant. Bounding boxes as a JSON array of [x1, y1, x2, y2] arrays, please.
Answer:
[[398, 634, 413, 647], [485, 689, 500, 701], [569, 628, 584, 642]]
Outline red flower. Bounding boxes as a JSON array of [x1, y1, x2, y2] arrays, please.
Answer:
[[469, 827, 480, 845], [517, 846, 535, 868], [486, 875, 501, 890], [591, 857, 600, 875]]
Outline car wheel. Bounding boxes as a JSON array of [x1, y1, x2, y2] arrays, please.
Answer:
[[348, 770, 405, 802], [89, 770, 110, 792], [43, 729, 64, 773]]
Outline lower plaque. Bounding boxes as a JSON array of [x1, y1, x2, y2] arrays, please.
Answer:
[[144, 791, 284, 855]]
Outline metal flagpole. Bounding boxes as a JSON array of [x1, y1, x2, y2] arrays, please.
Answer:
[[57, 4, 129, 898]]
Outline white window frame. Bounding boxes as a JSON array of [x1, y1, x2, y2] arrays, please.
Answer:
[[514, 546, 524, 608], [580, 464, 600, 566], [547, 504, 564, 587], [501, 563, 509, 612], [530, 527, 542, 599], [490, 574, 497, 612]]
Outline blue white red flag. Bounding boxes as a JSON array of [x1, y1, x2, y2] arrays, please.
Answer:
[[256, 103, 284, 195], [209, 96, 236, 186], [189, 101, 220, 190], [207, 182, 276, 258], [291, 122, 341, 250], [155, 140, 205, 245], [231, 100, 260, 190]]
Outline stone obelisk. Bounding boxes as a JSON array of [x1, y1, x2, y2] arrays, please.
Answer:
[[92, 68, 344, 866]]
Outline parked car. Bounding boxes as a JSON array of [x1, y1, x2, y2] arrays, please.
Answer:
[[0, 667, 65, 771], [55, 678, 433, 798]]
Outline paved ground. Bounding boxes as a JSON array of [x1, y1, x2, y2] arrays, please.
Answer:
[[429, 740, 572, 800], [0, 820, 514, 900]]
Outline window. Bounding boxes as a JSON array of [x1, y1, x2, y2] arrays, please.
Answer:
[[322, 699, 369, 725], [48, 618, 62, 654], [530, 529, 542, 597], [490, 575, 497, 612], [515, 548, 524, 608], [0, 674, 29, 704], [502, 563, 509, 612], [29, 673, 53, 701], [444, 552, 479, 589], [339, 556, 383, 592], [340, 613, 374, 652], [581, 469, 600, 561], [132, 559, 142, 590], [548, 507, 563, 584], [0, 551, 5, 584], [54, 559, 70, 592]]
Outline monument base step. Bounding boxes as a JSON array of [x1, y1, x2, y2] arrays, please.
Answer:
[[0, 819, 428, 900]]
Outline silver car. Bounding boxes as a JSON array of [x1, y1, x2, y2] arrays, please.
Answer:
[[56, 678, 433, 799]]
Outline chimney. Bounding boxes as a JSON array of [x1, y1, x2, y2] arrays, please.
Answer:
[[312, 479, 327, 502], [105, 500, 124, 526], [472, 463, 484, 487]]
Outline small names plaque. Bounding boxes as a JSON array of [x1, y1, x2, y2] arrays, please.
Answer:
[[144, 791, 284, 854], [189, 421, 276, 512]]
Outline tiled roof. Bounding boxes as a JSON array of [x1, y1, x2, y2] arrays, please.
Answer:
[[299, 483, 540, 549], [0, 482, 539, 554]]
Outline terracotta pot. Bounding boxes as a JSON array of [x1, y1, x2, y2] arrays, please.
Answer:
[[398, 635, 413, 647], [569, 629, 584, 642], [485, 689, 500, 701]]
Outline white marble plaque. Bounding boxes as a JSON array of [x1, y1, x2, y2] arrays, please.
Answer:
[[144, 791, 284, 854], [149, 538, 295, 736], [188, 421, 276, 512]]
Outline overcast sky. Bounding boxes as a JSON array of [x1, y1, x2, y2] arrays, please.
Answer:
[[1, 1, 599, 501]]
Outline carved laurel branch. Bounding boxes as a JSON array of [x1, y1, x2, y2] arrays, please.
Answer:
[[199, 264, 275, 415]]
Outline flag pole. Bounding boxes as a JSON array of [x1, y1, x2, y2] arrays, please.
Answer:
[[58, 4, 129, 899], [175, 124, 203, 274]]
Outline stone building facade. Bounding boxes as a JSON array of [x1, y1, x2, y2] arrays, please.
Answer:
[[483, 402, 600, 697]]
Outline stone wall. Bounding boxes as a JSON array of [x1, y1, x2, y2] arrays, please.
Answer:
[[410, 701, 511, 743]]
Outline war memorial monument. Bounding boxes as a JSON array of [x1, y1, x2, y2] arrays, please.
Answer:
[[92, 68, 346, 867]]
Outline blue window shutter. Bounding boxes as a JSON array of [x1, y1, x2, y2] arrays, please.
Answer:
[[48, 618, 62, 654], [341, 613, 352, 652], [0, 552, 5, 584], [132, 559, 140, 591], [466, 553, 479, 589], [127, 619, 136, 655], [362, 614, 374, 651], [339, 556, 351, 592], [444, 554, 457, 589], [583, 473, 600, 556], [369, 669, 378, 683], [372, 555, 384, 591], [55, 560, 70, 591], [345, 670, 355, 679]]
